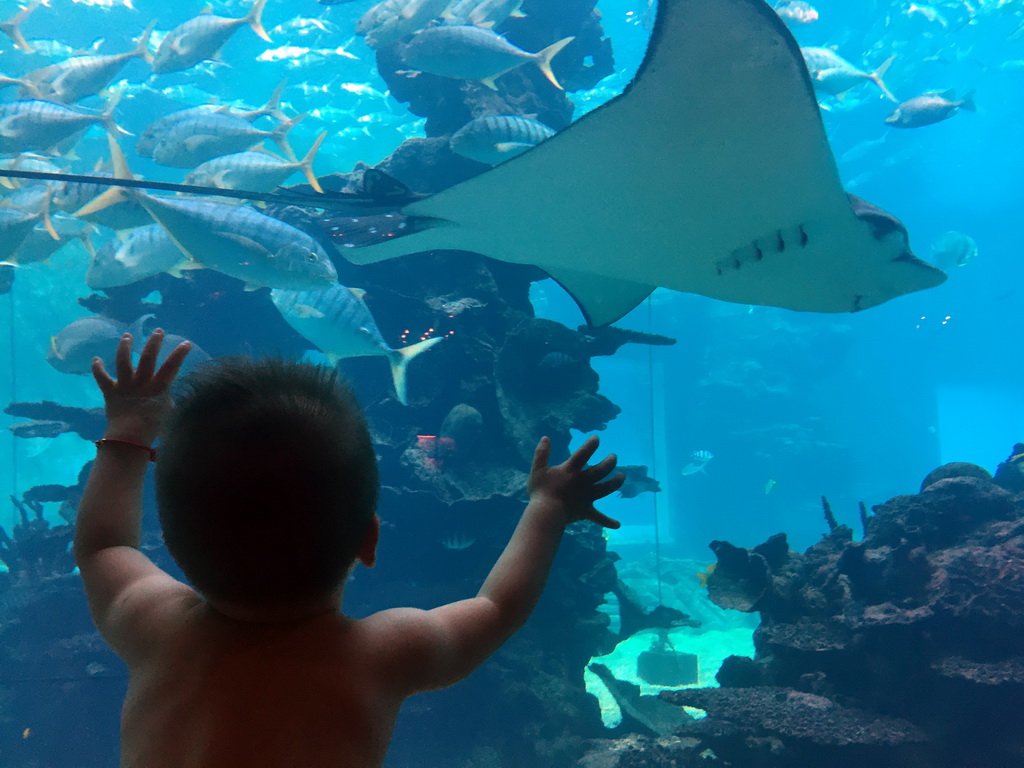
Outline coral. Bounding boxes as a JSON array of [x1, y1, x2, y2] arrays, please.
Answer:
[[580, 445, 1024, 767]]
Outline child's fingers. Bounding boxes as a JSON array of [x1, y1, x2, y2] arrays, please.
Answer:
[[134, 329, 164, 382], [91, 356, 115, 397], [115, 333, 134, 383], [566, 435, 600, 470], [593, 471, 626, 500], [589, 508, 621, 529], [585, 453, 618, 481], [531, 436, 551, 473], [153, 340, 192, 387]]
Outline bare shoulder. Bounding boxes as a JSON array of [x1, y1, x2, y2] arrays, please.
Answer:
[[358, 598, 505, 695]]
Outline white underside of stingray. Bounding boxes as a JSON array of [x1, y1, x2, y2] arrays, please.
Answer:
[[345, 0, 946, 326]]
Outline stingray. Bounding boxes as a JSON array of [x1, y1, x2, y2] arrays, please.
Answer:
[[340, 0, 947, 325]]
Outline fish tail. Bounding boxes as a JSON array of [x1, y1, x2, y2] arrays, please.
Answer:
[[256, 79, 289, 123], [100, 91, 132, 138], [39, 185, 58, 241], [247, 0, 272, 43], [870, 55, 898, 102], [388, 336, 444, 406], [0, 0, 41, 53], [298, 131, 327, 193], [532, 36, 574, 90], [271, 113, 306, 162], [134, 19, 157, 65], [73, 133, 136, 218], [958, 89, 976, 112]]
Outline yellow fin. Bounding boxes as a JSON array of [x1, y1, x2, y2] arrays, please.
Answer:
[[293, 304, 325, 319], [533, 36, 574, 90]]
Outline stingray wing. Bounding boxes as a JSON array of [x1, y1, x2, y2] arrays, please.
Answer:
[[346, 0, 944, 324]]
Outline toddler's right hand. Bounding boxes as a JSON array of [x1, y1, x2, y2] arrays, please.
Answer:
[[528, 436, 622, 529]]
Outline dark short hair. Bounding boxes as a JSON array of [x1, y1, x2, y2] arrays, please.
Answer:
[[155, 357, 379, 605]]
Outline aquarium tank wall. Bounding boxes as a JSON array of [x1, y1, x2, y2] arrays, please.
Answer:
[[1, 0, 1023, 765]]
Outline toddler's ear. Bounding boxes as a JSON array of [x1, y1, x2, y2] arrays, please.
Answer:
[[358, 515, 380, 568]]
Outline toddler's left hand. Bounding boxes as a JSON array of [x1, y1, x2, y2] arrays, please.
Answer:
[[92, 329, 192, 444]]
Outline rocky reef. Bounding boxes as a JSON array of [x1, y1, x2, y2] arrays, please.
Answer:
[[578, 445, 1024, 767]]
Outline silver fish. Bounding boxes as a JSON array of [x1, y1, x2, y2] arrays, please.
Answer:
[[150, 112, 303, 168], [885, 89, 975, 129], [86, 224, 192, 289], [135, 81, 287, 158], [358, 0, 453, 48], [271, 284, 443, 405], [10, 214, 91, 266], [450, 114, 554, 164], [680, 450, 713, 476], [152, 0, 272, 74], [117, 196, 336, 290], [76, 137, 336, 291], [18, 22, 155, 104], [184, 132, 326, 193], [801, 47, 896, 102], [0, 187, 56, 263], [402, 25, 573, 90], [46, 315, 124, 375], [0, 100, 119, 155], [929, 231, 978, 270]]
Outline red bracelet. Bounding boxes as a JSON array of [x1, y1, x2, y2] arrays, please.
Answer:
[[94, 438, 157, 462]]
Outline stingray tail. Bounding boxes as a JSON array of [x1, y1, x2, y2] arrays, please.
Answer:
[[297, 131, 327, 193], [532, 36, 574, 90], [246, 0, 272, 43], [0, 0, 41, 53], [870, 55, 897, 102], [387, 336, 444, 406]]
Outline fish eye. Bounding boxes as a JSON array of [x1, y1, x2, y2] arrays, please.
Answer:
[[307, 251, 319, 263]]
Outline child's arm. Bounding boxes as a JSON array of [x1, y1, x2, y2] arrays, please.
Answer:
[[74, 330, 197, 663], [373, 436, 622, 692]]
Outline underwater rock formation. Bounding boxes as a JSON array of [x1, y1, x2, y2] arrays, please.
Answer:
[[578, 446, 1024, 767]]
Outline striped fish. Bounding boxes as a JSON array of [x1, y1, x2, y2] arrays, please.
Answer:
[[135, 81, 287, 158], [19, 21, 155, 105], [74, 135, 337, 291], [271, 284, 443, 405], [449, 114, 554, 164], [86, 224, 191, 289], [0, 100, 119, 154], [185, 132, 327, 193], [150, 112, 304, 169], [152, 0, 272, 74], [402, 25, 574, 90]]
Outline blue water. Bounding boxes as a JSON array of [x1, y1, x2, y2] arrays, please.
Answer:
[[2, 0, 1023, 764]]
